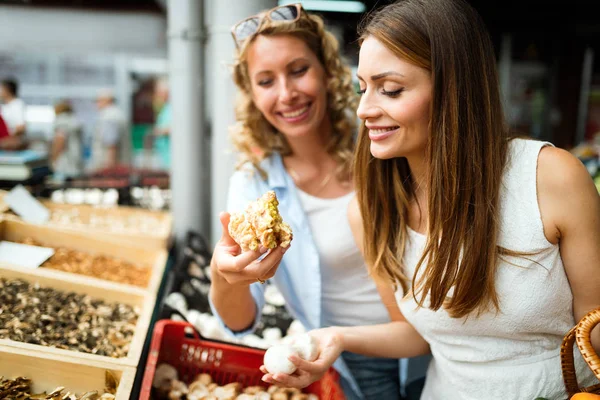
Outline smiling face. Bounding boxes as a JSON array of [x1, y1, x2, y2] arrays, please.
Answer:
[[356, 36, 433, 160], [246, 34, 330, 141]]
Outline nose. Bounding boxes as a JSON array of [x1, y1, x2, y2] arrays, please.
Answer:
[[356, 91, 380, 121], [278, 77, 298, 104]]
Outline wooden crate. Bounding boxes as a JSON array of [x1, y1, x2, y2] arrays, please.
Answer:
[[0, 264, 154, 368], [2, 199, 172, 250], [42, 201, 172, 250], [0, 345, 136, 399], [0, 218, 168, 295]]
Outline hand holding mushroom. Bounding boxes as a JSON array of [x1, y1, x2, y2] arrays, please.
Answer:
[[211, 191, 292, 287], [260, 329, 344, 390], [211, 209, 289, 286]]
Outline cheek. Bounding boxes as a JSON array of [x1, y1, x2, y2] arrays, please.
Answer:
[[252, 89, 277, 115], [300, 73, 326, 100], [394, 97, 430, 129]]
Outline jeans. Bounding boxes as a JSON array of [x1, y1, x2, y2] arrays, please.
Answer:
[[405, 377, 426, 400], [340, 351, 401, 400]]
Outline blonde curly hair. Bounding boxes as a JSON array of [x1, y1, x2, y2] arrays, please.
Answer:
[[230, 10, 358, 180]]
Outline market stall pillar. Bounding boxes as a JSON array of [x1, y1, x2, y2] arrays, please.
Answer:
[[167, 0, 209, 243]]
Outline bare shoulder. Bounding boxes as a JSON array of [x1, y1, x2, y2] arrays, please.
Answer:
[[347, 195, 364, 252], [347, 195, 361, 225], [537, 145, 599, 240], [537, 146, 591, 188]]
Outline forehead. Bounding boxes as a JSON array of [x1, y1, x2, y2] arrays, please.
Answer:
[[246, 34, 317, 72], [357, 36, 418, 78]]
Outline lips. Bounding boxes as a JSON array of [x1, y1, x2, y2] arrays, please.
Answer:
[[278, 103, 311, 122], [367, 125, 399, 141]]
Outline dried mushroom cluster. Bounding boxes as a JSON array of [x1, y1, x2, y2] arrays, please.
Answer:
[[153, 364, 318, 400], [229, 191, 292, 252], [0, 372, 117, 400], [19, 238, 151, 288], [0, 278, 138, 358], [49, 208, 170, 236]]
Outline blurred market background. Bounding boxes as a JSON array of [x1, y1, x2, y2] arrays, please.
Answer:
[[0, 1, 598, 399], [0, 0, 598, 246]]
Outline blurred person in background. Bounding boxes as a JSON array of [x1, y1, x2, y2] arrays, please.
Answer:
[[0, 78, 27, 150], [0, 78, 26, 137], [209, 4, 428, 399], [89, 89, 130, 171], [0, 114, 9, 141], [50, 100, 83, 180], [152, 78, 171, 170]]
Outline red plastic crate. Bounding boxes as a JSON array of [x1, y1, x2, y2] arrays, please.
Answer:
[[140, 320, 346, 400]]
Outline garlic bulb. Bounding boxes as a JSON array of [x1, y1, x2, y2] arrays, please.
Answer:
[[262, 327, 283, 344], [263, 344, 299, 375], [291, 333, 319, 362]]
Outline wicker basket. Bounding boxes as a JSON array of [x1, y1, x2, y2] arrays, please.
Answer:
[[561, 307, 600, 398]]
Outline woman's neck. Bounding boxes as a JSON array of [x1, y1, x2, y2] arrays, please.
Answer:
[[284, 118, 333, 169], [405, 152, 428, 204]]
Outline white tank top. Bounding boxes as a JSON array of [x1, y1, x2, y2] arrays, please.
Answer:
[[296, 189, 390, 327], [396, 139, 597, 400]]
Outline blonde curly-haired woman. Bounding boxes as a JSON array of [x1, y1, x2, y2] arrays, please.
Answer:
[[209, 4, 428, 399]]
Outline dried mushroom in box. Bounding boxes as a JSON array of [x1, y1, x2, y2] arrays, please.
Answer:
[[0, 278, 138, 358], [19, 238, 151, 288], [152, 364, 318, 400], [0, 371, 118, 400], [48, 207, 170, 236]]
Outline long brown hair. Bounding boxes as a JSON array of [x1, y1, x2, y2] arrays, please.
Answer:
[[355, 0, 510, 318], [230, 10, 357, 180]]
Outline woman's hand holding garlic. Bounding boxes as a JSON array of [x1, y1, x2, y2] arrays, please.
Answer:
[[260, 329, 344, 389]]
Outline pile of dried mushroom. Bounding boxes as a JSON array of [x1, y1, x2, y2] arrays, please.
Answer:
[[19, 238, 151, 288], [0, 278, 138, 358], [153, 364, 319, 400], [0, 372, 118, 400]]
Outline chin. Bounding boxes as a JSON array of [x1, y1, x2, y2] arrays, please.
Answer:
[[369, 143, 399, 160], [280, 123, 317, 139]]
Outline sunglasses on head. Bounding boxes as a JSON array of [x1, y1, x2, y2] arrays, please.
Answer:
[[231, 3, 304, 48]]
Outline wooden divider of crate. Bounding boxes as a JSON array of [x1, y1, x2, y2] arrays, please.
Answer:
[[0, 198, 173, 250], [0, 218, 168, 296], [0, 262, 155, 368], [0, 190, 8, 213], [0, 345, 136, 399], [40, 201, 173, 250]]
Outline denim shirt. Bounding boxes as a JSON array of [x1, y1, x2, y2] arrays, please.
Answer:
[[209, 153, 429, 399]]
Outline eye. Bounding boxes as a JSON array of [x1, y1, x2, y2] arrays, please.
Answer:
[[381, 88, 404, 97], [291, 65, 309, 75], [356, 87, 366, 95], [257, 78, 274, 87]]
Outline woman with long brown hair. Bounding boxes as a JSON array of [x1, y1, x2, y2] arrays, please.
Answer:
[[209, 4, 428, 399], [260, 0, 600, 398]]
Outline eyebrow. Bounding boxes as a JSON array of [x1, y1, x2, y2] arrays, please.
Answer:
[[254, 57, 311, 76], [356, 71, 405, 81]]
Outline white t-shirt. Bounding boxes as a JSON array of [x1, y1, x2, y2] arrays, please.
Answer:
[[53, 113, 83, 177], [0, 98, 26, 135], [296, 189, 390, 327]]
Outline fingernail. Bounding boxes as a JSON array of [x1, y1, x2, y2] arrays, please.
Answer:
[[261, 376, 268, 382], [257, 250, 270, 262], [259, 246, 268, 254]]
